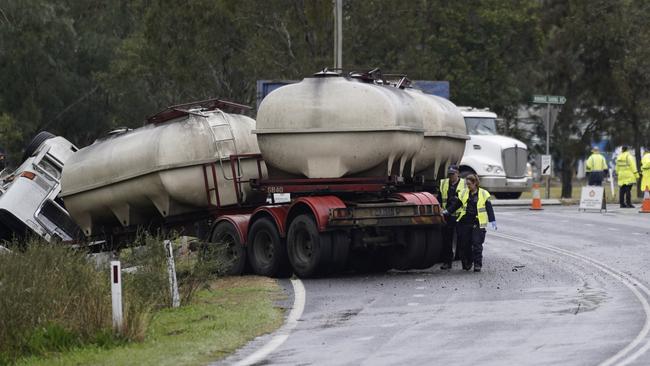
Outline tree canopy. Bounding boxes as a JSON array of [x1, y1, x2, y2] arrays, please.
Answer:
[[1, 0, 649, 196]]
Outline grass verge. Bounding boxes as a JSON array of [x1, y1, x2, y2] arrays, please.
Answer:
[[16, 276, 284, 366]]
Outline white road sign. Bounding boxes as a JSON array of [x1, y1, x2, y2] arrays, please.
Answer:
[[541, 155, 552, 176], [579, 186, 606, 211]]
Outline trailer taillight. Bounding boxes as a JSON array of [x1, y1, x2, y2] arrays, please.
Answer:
[[330, 208, 352, 219], [418, 205, 435, 215], [20, 171, 36, 180]]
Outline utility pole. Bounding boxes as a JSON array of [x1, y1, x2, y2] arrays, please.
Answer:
[[546, 103, 551, 199], [333, 0, 343, 69]]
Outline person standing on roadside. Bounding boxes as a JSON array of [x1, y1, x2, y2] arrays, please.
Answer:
[[641, 150, 650, 192], [615, 146, 640, 208], [436, 165, 465, 270], [445, 174, 496, 272], [585, 146, 608, 186]]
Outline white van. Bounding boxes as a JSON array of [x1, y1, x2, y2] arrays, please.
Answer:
[[459, 107, 532, 199], [0, 132, 81, 242]]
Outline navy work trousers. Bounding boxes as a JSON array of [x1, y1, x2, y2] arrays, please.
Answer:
[[587, 171, 604, 186], [457, 223, 486, 269], [441, 216, 457, 264]]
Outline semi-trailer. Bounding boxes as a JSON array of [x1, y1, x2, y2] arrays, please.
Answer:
[[58, 70, 469, 278]]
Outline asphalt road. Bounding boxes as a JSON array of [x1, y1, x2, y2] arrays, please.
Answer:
[[220, 206, 650, 366]]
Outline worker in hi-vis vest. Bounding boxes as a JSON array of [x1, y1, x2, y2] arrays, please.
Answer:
[[641, 150, 650, 192], [435, 165, 465, 270], [585, 146, 608, 186], [615, 146, 640, 208], [445, 174, 496, 272]]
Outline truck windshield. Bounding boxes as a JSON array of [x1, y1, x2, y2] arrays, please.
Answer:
[[465, 117, 497, 135]]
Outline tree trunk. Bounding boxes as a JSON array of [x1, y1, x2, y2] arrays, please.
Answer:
[[561, 157, 574, 198]]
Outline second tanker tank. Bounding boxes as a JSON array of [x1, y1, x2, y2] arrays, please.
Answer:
[[60, 104, 266, 236]]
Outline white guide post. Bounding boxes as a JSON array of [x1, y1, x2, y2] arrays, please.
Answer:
[[164, 240, 180, 308], [110, 260, 123, 331]]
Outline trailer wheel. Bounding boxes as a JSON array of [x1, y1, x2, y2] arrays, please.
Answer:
[[203, 221, 246, 276], [416, 227, 442, 269], [327, 230, 350, 274], [348, 248, 389, 274], [247, 218, 292, 278], [287, 214, 332, 278], [22, 131, 55, 161], [387, 229, 426, 270]]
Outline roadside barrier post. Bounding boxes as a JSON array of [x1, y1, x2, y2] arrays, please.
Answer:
[[110, 261, 123, 332], [640, 189, 650, 214], [164, 240, 181, 308], [530, 183, 543, 210]]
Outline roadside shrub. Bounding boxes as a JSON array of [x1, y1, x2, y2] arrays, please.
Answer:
[[0, 232, 227, 363], [0, 239, 111, 362]]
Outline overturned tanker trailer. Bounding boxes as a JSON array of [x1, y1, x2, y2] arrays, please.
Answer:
[[60, 70, 468, 278]]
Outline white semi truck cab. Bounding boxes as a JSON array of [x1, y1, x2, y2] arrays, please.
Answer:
[[459, 107, 532, 199], [0, 132, 81, 242]]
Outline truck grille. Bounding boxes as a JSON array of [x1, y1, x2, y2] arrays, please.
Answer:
[[502, 146, 527, 178]]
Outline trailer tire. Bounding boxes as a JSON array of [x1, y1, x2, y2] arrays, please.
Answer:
[[416, 227, 443, 269], [247, 218, 292, 278], [287, 214, 331, 278], [348, 248, 389, 274], [204, 221, 246, 276], [327, 230, 350, 274], [387, 229, 426, 270], [22, 131, 55, 161]]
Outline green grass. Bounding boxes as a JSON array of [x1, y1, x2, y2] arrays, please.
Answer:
[[16, 276, 285, 366]]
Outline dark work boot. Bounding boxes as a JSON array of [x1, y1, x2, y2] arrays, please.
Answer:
[[473, 266, 482, 272]]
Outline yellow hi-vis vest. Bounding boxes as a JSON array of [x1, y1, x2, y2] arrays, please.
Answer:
[[585, 153, 607, 172], [616, 151, 639, 186], [457, 187, 491, 228], [440, 177, 466, 207], [641, 152, 650, 192]]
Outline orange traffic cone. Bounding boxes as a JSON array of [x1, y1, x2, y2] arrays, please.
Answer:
[[530, 183, 543, 210], [640, 188, 650, 214]]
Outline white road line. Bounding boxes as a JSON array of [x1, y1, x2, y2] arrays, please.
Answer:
[[415, 278, 425, 282], [233, 279, 306, 366], [415, 286, 426, 290], [407, 302, 420, 306], [493, 232, 650, 366], [633, 233, 643, 236], [380, 323, 397, 328], [354, 336, 374, 341], [413, 294, 425, 298], [585, 223, 595, 227], [608, 228, 619, 231]]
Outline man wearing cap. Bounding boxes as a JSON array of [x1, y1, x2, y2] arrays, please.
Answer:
[[436, 165, 465, 270], [585, 146, 608, 186], [615, 145, 640, 208]]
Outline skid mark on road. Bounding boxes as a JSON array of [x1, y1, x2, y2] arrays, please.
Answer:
[[494, 232, 650, 366]]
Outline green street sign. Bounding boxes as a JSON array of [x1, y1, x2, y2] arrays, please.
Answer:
[[532, 95, 566, 105]]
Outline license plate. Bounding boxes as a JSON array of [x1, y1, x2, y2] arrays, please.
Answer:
[[373, 207, 397, 217]]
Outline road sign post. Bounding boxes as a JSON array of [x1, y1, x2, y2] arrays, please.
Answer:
[[111, 261, 123, 332], [532, 95, 566, 199]]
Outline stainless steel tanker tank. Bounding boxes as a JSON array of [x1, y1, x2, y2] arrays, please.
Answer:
[[60, 110, 266, 236], [406, 88, 469, 179], [254, 75, 425, 179]]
